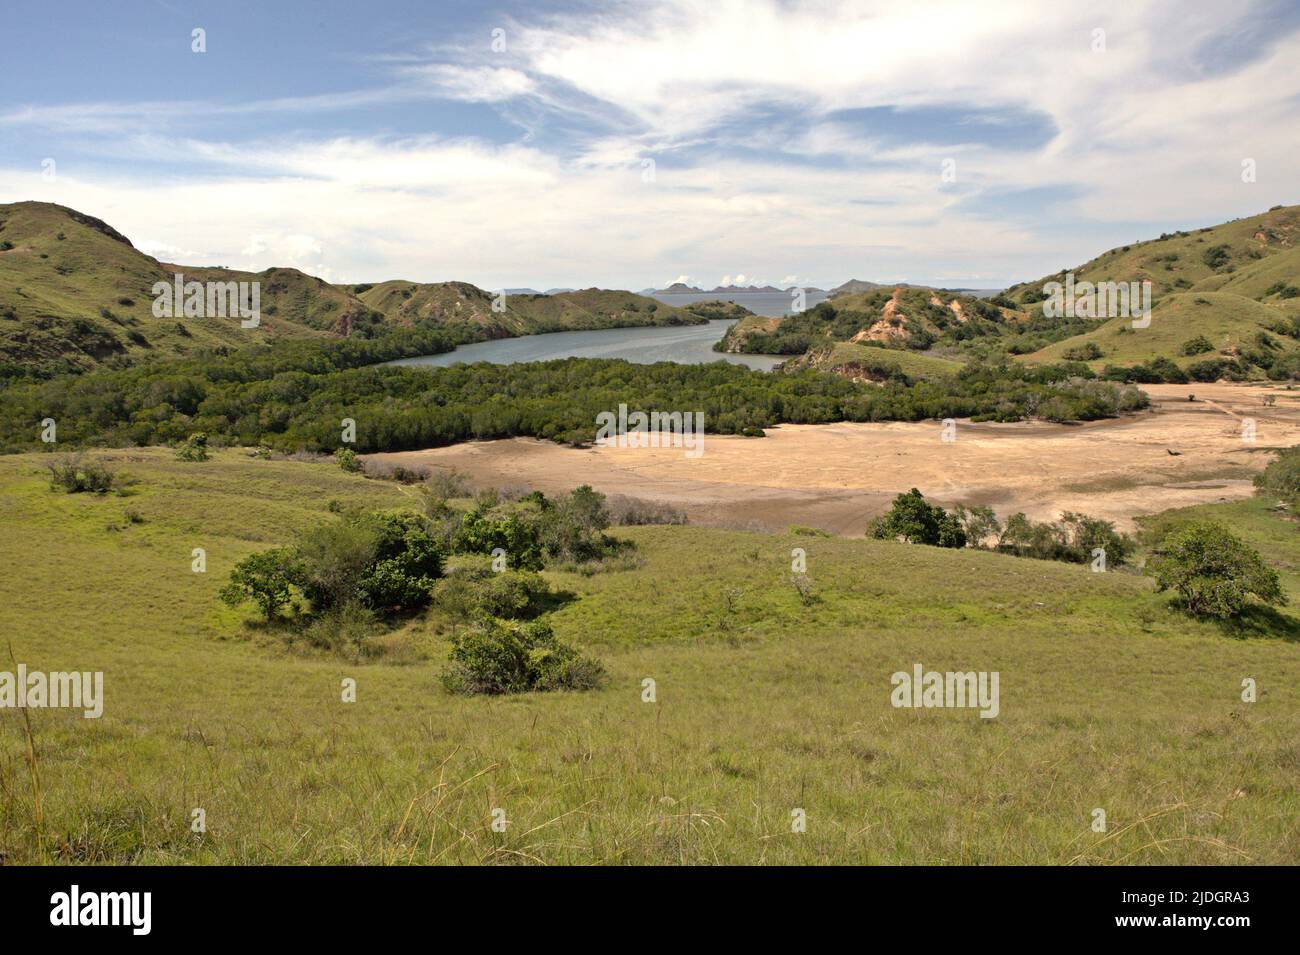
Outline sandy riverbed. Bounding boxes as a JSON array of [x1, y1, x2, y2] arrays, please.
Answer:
[[364, 383, 1300, 534]]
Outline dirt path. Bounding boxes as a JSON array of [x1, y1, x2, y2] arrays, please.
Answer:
[[364, 383, 1300, 534]]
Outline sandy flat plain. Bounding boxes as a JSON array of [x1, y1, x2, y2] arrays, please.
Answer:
[[365, 383, 1300, 534]]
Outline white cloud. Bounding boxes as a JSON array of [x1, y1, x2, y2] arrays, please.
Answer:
[[2, 0, 1297, 287]]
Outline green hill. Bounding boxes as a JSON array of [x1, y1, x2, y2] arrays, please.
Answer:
[[351, 280, 702, 338], [717, 285, 1022, 360], [1017, 206, 1300, 378], [0, 202, 373, 380], [2, 446, 1297, 863], [1008, 205, 1300, 308], [0, 201, 702, 381], [1025, 290, 1293, 369], [780, 341, 965, 381]]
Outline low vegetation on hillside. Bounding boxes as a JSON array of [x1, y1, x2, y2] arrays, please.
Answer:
[[3, 447, 1298, 864]]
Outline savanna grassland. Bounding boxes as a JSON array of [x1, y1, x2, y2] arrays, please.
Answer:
[[2, 448, 1298, 865]]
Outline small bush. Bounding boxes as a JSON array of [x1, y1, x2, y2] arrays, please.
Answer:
[[441, 619, 605, 695], [335, 447, 362, 473], [1180, 335, 1214, 356], [47, 456, 117, 494], [607, 494, 688, 525], [304, 600, 377, 657], [425, 468, 471, 499], [1063, 342, 1103, 361], [432, 560, 553, 621], [175, 432, 210, 461], [220, 547, 301, 619]]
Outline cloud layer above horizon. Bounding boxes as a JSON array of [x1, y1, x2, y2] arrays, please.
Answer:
[[1, 0, 1298, 289]]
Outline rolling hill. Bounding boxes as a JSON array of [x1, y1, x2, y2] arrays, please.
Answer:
[[350, 280, 702, 339], [1017, 205, 1300, 375], [720, 205, 1300, 382], [716, 284, 1022, 364], [0, 201, 703, 381], [0, 202, 372, 380]]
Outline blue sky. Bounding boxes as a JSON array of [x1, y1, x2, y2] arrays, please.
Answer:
[[2, 0, 1298, 289]]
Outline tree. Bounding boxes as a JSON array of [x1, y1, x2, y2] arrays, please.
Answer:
[[870, 488, 966, 548], [1150, 521, 1285, 619], [296, 521, 379, 610], [353, 512, 444, 611], [220, 547, 301, 619], [953, 504, 1001, 549]]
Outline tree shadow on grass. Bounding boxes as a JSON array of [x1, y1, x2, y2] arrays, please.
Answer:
[[1216, 604, 1300, 642], [528, 587, 579, 617]]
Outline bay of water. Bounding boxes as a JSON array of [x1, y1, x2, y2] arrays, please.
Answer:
[[387, 319, 783, 371]]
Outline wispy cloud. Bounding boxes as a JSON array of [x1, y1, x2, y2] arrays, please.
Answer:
[[1, 0, 1297, 288]]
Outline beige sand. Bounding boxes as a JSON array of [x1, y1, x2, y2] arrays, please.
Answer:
[[364, 383, 1300, 534]]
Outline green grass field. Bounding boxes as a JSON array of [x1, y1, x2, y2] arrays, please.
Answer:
[[2, 449, 1298, 864]]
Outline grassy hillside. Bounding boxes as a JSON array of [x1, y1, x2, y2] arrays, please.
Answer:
[[1017, 206, 1300, 376], [1024, 291, 1291, 369], [0, 202, 703, 381], [2, 448, 1297, 864], [1008, 205, 1300, 308], [352, 280, 703, 338], [0, 202, 369, 379], [717, 206, 1300, 380]]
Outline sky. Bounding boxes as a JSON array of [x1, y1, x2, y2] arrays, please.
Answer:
[[1, 0, 1298, 290]]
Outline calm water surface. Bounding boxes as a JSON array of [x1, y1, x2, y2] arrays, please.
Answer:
[[387, 319, 783, 371]]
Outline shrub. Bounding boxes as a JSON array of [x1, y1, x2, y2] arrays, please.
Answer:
[[295, 520, 380, 611], [1186, 357, 1243, 382], [454, 506, 545, 570], [432, 560, 553, 621], [353, 511, 444, 612], [1201, 244, 1231, 270], [303, 600, 376, 656], [1063, 342, 1103, 361], [541, 484, 612, 561], [952, 504, 1001, 549], [46, 456, 117, 494], [1254, 446, 1300, 502], [426, 468, 471, 499], [441, 619, 605, 695], [996, 510, 1133, 565], [1180, 335, 1214, 356], [175, 432, 210, 462], [607, 494, 687, 525], [1150, 521, 1285, 619], [334, 447, 362, 473]]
